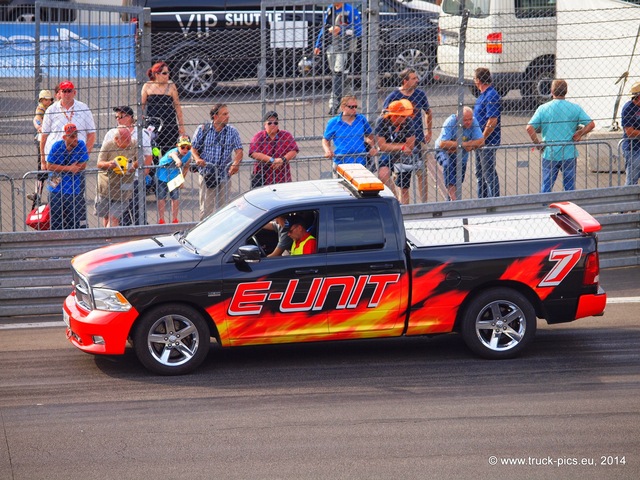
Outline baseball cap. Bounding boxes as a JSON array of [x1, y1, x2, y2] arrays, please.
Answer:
[[59, 80, 75, 90], [38, 89, 54, 101], [264, 110, 279, 122], [113, 105, 134, 117], [383, 99, 414, 118], [64, 123, 78, 135], [629, 81, 640, 97], [177, 135, 191, 147], [286, 214, 308, 230]]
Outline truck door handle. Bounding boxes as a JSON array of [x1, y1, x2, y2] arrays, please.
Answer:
[[369, 263, 394, 270], [295, 268, 319, 275]]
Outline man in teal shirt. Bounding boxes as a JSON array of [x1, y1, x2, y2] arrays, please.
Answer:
[[526, 79, 595, 193]]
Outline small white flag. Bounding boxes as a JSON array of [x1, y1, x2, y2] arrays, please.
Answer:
[[167, 173, 185, 192]]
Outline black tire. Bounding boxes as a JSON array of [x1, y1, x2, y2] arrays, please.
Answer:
[[133, 304, 211, 375], [461, 288, 536, 359], [173, 56, 218, 97], [521, 64, 555, 108], [393, 47, 435, 84]]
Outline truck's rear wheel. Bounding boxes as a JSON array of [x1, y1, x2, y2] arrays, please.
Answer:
[[461, 288, 536, 359], [133, 304, 210, 375]]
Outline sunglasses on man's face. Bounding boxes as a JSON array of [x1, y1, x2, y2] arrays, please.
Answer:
[[61, 89, 73, 93], [344, 104, 358, 109], [266, 121, 279, 125], [179, 145, 191, 150]]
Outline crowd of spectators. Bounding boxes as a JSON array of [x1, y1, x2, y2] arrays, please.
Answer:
[[32, 64, 637, 231]]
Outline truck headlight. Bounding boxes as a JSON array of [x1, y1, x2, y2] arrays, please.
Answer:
[[92, 288, 132, 312]]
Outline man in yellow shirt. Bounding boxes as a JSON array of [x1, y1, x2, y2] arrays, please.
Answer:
[[288, 219, 317, 255]]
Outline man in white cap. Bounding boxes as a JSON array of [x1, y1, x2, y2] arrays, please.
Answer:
[[40, 80, 96, 170], [621, 81, 640, 185]]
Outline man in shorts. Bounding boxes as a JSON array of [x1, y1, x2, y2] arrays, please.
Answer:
[[374, 99, 416, 204], [96, 126, 139, 227], [435, 106, 485, 201]]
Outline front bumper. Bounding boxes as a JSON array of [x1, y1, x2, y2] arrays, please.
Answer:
[[64, 293, 139, 355]]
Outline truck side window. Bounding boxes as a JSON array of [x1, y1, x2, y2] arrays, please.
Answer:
[[334, 206, 385, 252]]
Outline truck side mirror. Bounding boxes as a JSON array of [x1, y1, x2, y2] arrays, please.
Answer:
[[233, 245, 261, 264]]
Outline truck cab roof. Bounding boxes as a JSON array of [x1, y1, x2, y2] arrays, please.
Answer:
[[244, 164, 397, 212]]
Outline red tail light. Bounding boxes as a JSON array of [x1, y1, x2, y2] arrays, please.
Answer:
[[583, 251, 600, 285], [486, 32, 502, 54]]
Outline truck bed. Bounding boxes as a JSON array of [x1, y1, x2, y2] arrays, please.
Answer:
[[405, 211, 577, 247]]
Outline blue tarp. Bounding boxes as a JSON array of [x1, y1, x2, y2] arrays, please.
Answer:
[[0, 22, 136, 78]]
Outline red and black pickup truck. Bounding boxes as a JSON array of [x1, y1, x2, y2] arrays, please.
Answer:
[[63, 164, 606, 375]]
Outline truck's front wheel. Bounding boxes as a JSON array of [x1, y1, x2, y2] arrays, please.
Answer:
[[461, 288, 536, 359], [133, 304, 211, 375]]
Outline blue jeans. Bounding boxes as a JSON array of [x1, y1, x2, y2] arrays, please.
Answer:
[[541, 158, 576, 193], [623, 141, 640, 185], [49, 190, 87, 230], [475, 147, 500, 198]]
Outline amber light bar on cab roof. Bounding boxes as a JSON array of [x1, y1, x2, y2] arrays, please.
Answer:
[[336, 163, 384, 196]]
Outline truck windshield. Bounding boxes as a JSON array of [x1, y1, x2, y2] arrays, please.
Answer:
[[183, 198, 264, 256], [442, 0, 490, 16]]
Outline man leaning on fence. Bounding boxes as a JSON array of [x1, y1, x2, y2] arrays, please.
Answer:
[[191, 103, 243, 220], [322, 95, 377, 170], [621, 81, 640, 185], [104, 105, 153, 226], [46, 123, 88, 230], [96, 126, 139, 227], [248, 111, 299, 188], [526, 79, 595, 193], [435, 106, 485, 201], [40, 80, 96, 170]]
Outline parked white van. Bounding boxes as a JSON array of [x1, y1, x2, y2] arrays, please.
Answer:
[[434, 0, 556, 104]]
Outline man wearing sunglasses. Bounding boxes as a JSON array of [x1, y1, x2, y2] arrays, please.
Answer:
[[248, 111, 299, 188], [40, 80, 96, 172], [322, 95, 378, 170]]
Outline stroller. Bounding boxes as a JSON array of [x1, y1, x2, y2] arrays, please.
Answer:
[[119, 117, 164, 226], [143, 116, 164, 195], [25, 175, 50, 231]]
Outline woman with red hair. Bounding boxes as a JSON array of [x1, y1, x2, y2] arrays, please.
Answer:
[[141, 61, 185, 157]]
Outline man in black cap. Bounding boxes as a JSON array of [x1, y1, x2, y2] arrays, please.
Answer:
[[248, 110, 299, 188], [103, 106, 153, 225]]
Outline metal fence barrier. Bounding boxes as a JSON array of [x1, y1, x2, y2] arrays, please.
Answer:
[[1, 184, 638, 319], [2, 138, 633, 232]]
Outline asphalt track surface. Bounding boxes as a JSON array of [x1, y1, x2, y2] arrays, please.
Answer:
[[0, 266, 638, 480]]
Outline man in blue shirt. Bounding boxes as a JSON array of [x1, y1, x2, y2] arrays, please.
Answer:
[[314, 3, 362, 115], [45, 123, 88, 230], [621, 81, 640, 185], [473, 67, 502, 198], [322, 95, 377, 168], [383, 68, 437, 203], [526, 79, 594, 193], [435, 107, 485, 201]]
